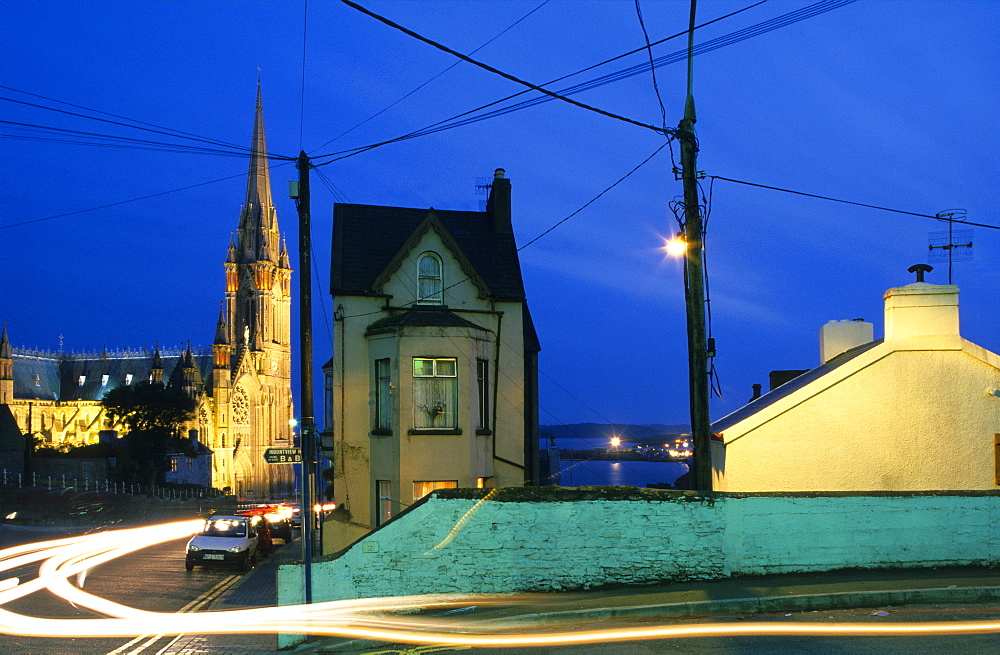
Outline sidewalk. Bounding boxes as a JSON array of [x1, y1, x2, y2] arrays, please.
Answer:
[[168, 556, 1000, 654]]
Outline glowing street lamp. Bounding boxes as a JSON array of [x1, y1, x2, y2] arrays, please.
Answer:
[[610, 435, 622, 449], [664, 234, 687, 257]]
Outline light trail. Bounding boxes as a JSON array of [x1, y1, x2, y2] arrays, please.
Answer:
[[1, 521, 998, 647]]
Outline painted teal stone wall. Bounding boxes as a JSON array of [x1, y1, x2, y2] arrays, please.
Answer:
[[276, 488, 999, 646]]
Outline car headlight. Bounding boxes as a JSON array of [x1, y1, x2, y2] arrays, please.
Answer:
[[188, 545, 201, 552], [228, 546, 244, 553]]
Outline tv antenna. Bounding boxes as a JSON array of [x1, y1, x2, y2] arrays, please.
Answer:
[[928, 209, 973, 284], [474, 176, 492, 211]]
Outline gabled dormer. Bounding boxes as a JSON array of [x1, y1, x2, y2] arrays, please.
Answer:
[[369, 210, 492, 307]]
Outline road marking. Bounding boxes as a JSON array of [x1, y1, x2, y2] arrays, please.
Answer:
[[105, 574, 239, 655]]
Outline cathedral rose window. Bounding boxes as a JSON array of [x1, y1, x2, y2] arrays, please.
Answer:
[[233, 388, 250, 424]]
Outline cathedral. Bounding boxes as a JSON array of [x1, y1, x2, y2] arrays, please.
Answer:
[[0, 86, 295, 497]]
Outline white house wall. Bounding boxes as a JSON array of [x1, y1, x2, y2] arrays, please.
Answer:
[[719, 342, 1000, 491]]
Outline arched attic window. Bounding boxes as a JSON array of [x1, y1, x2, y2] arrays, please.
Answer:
[[416, 252, 443, 305]]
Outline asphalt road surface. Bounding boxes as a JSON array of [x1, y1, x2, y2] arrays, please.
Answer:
[[0, 525, 241, 655]]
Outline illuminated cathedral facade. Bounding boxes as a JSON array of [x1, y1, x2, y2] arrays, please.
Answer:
[[0, 87, 295, 497]]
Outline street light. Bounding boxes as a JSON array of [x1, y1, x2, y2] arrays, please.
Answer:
[[610, 435, 622, 449], [664, 233, 687, 257]]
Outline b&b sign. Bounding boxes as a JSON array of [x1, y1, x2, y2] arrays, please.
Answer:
[[263, 447, 302, 464]]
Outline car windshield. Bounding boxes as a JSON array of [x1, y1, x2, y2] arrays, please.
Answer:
[[199, 519, 247, 537]]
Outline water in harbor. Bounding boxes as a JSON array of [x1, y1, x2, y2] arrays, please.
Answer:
[[557, 459, 688, 488]]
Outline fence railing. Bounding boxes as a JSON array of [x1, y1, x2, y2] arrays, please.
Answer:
[[0, 469, 218, 501]]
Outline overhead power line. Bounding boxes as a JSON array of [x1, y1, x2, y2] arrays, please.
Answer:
[[311, 0, 550, 154], [0, 85, 249, 152], [0, 162, 295, 230], [711, 175, 1000, 230], [0, 120, 262, 158], [0, 93, 256, 155], [314, 0, 849, 163], [338, 0, 670, 137]]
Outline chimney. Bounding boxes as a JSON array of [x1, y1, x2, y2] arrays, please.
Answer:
[[749, 383, 762, 402], [486, 168, 512, 235], [884, 265, 959, 340], [819, 319, 874, 364]]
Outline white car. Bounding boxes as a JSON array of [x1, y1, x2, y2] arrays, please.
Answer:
[[185, 515, 259, 572]]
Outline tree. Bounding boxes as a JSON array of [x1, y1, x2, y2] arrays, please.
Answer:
[[101, 381, 197, 488], [101, 380, 196, 435]]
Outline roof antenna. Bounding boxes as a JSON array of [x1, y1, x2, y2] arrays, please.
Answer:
[[928, 209, 972, 284]]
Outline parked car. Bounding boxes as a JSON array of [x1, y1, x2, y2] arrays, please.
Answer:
[[185, 515, 259, 572], [238, 504, 293, 542]]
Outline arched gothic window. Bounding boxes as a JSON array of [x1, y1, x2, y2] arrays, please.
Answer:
[[417, 252, 443, 305]]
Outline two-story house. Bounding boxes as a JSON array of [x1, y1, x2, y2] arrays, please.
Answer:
[[324, 169, 541, 552]]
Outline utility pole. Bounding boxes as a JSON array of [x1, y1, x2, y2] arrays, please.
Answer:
[[677, 0, 713, 491], [295, 150, 316, 603]]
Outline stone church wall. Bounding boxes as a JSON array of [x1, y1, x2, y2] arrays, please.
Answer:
[[278, 487, 999, 614]]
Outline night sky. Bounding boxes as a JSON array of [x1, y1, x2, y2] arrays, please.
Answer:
[[2, 1, 997, 431]]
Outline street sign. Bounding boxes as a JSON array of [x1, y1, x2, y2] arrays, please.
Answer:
[[263, 447, 302, 464]]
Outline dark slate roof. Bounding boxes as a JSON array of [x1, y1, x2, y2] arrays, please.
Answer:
[[711, 339, 884, 434], [12, 356, 61, 400], [331, 204, 527, 301], [12, 352, 214, 402], [365, 308, 488, 336], [0, 405, 25, 451]]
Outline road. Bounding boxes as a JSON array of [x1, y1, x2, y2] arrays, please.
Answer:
[[0, 525, 241, 655]]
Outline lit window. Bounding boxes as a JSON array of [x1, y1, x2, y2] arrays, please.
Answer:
[[78, 376, 86, 386], [33, 374, 40, 387], [170, 458, 179, 472], [374, 358, 392, 431], [412, 480, 457, 501], [476, 476, 494, 489], [101, 374, 109, 386], [125, 374, 133, 385], [413, 358, 457, 429], [416, 252, 443, 305], [376, 480, 392, 526], [476, 359, 490, 430]]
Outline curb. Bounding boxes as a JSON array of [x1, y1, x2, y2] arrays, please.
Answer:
[[291, 585, 1000, 653], [500, 585, 1000, 623]]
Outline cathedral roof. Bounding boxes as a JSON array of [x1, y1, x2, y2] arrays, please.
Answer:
[[10, 350, 213, 402]]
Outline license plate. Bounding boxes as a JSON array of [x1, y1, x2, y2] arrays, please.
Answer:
[[203, 554, 225, 560]]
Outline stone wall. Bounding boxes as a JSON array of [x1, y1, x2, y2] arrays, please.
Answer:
[[278, 487, 1000, 608]]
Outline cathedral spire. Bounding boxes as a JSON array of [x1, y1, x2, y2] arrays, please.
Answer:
[[238, 82, 278, 263], [0, 323, 10, 360], [214, 305, 229, 346], [0, 324, 11, 404]]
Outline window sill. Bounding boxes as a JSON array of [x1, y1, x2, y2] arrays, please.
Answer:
[[408, 428, 463, 436], [371, 429, 393, 436], [476, 428, 493, 436]]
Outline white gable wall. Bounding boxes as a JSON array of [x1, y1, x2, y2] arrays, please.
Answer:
[[720, 342, 999, 491]]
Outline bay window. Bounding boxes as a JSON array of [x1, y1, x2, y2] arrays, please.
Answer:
[[413, 357, 457, 429]]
